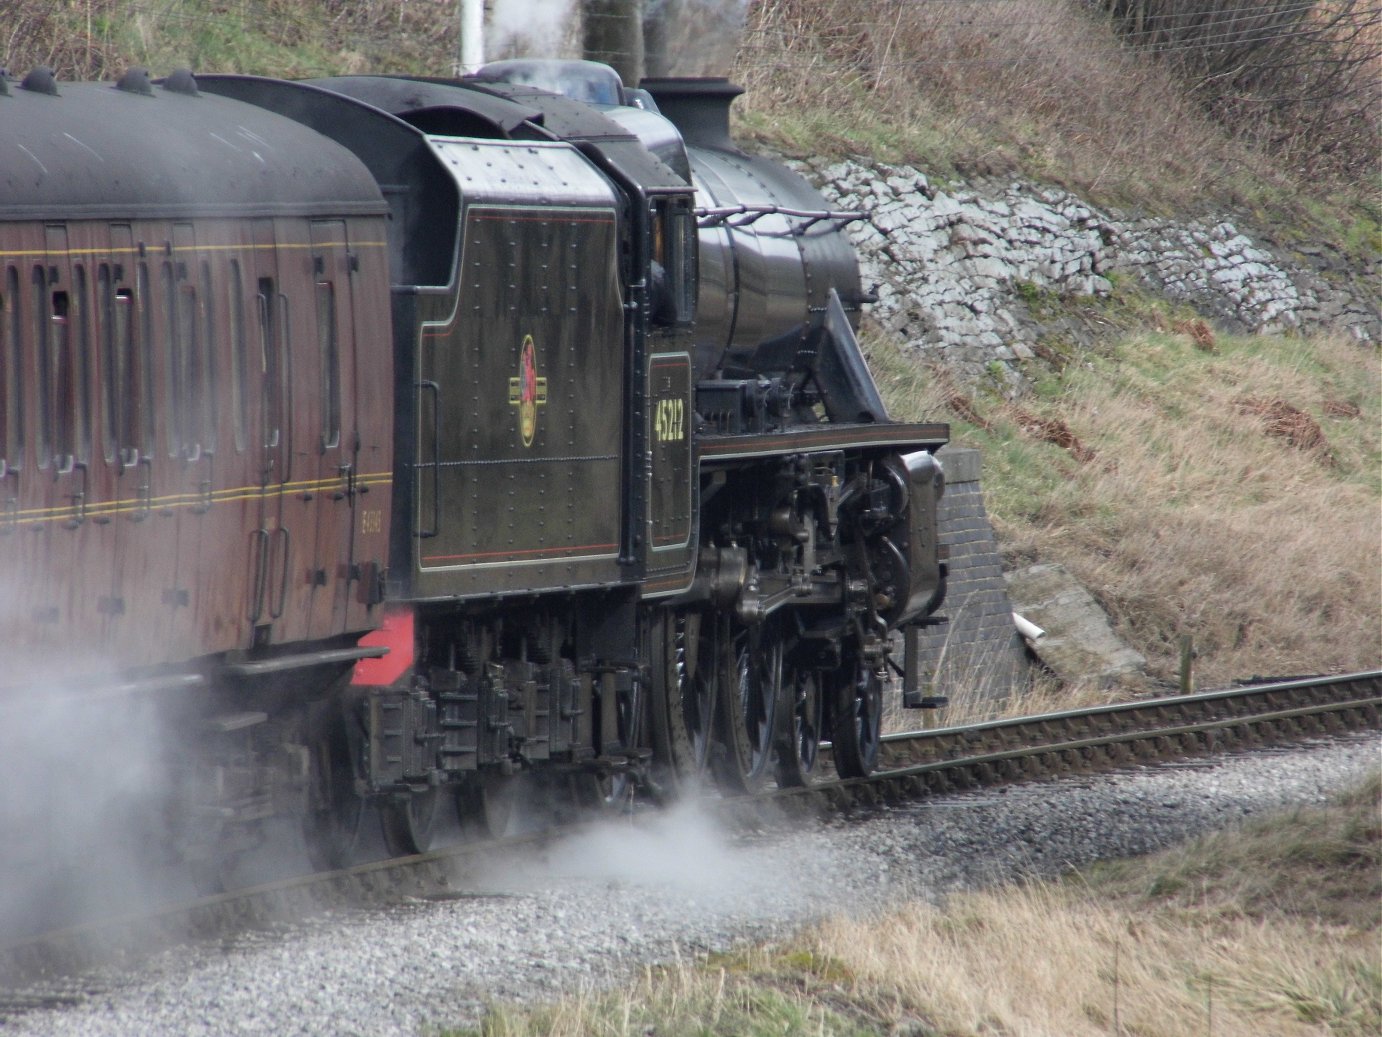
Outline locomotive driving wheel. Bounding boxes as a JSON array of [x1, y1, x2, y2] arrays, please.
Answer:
[[831, 653, 883, 779], [712, 618, 781, 795], [775, 658, 827, 787], [650, 609, 719, 798]]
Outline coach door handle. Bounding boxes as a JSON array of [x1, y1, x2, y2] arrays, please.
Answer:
[[62, 461, 88, 530], [192, 454, 214, 515], [129, 456, 153, 522], [269, 526, 291, 620], [416, 380, 440, 539], [248, 527, 269, 623]]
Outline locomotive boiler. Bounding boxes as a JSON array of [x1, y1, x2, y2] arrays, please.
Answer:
[[0, 59, 947, 873]]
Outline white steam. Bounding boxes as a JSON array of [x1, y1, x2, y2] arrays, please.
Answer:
[[0, 632, 188, 941], [488, 0, 580, 61], [546, 800, 740, 894], [483, 1, 750, 75]]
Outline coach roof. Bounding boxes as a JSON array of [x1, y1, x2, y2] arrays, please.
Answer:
[[0, 70, 387, 222]]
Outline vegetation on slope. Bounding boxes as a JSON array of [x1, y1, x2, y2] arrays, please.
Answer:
[[866, 295, 1382, 688], [4, 0, 456, 81]]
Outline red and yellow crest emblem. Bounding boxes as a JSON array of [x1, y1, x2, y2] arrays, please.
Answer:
[[507, 334, 548, 447]]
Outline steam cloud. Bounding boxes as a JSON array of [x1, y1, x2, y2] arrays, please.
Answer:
[[489, 0, 580, 60], [0, 621, 189, 941], [485, 0, 750, 75]]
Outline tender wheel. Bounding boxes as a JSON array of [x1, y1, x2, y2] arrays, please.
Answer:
[[775, 662, 827, 788], [650, 610, 719, 798], [712, 619, 781, 795], [380, 788, 439, 857], [831, 655, 883, 779], [302, 701, 364, 871], [455, 771, 518, 840]]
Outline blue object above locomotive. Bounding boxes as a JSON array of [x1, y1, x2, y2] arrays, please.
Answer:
[[0, 60, 948, 877]]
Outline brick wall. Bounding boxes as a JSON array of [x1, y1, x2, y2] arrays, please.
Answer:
[[909, 446, 1032, 710]]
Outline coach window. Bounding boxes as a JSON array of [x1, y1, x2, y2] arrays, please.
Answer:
[[177, 274, 206, 456], [316, 276, 340, 450], [98, 265, 118, 463], [0, 274, 9, 469], [116, 288, 140, 464], [6, 267, 24, 470], [51, 289, 76, 468], [228, 259, 247, 453], [162, 262, 181, 458], [199, 261, 218, 454], [177, 278, 199, 456], [0, 278, 9, 470], [33, 267, 51, 468], [134, 263, 153, 460], [71, 264, 92, 465], [257, 277, 280, 455]]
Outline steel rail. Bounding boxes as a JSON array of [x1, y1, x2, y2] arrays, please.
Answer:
[[879, 670, 1381, 772]]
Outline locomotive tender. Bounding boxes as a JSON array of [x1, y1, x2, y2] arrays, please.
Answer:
[[0, 60, 947, 867]]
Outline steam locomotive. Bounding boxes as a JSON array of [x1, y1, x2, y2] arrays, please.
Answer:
[[0, 59, 947, 870]]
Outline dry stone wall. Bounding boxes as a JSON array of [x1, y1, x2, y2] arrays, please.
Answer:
[[790, 158, 1380, 390], [910, 447, 1032, 706]]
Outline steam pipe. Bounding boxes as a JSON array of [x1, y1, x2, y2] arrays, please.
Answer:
[[460, 0, 484, 74]]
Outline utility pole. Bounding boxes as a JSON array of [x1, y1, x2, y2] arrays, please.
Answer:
[[582, 0, 644, 85], [459, 0, 484, 74]]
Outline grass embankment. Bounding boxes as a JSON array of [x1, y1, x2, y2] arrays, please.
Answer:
[[865, 292, 1382, 690], [441, 771, 1381, 1036]]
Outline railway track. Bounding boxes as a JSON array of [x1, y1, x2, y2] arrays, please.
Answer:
[[2, 669, 1378, 994]]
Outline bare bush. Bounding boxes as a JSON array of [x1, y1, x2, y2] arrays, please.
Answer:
[[1095, 0, 1382, 184], [3, 0, 125, 79]]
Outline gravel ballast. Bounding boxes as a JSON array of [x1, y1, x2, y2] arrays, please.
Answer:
[[3, 737, 1376, 1036]]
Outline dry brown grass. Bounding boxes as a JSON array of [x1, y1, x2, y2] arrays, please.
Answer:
[[804, 770, 1382, 1037], [978, 331, 1381, 686], [1067, 347, 1374, 681], [869, 319, 1382, 689], [809, 883, 1379, 1036], [2, 0, 459, 80]]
